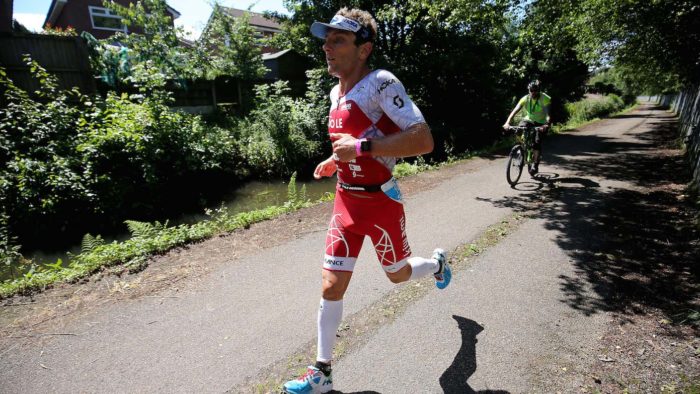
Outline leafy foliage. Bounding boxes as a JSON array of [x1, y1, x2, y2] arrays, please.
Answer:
[[235, 79, 325, 176], [564, 94, 627, 126], [544, 0, 700, 93], [0, 58, 102, 249], [195, 5, 269, 80], [96, 0, 269, 85], [81, 234, 105, 254], [511, 0, 590, 121], [0, 58, 244, 251], [41, 24, 78, 36], [0, 211, 24, 280], [102, 0, 196, 81], [588, 67, 639, 103]]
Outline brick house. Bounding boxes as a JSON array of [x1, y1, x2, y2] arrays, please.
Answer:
[[43, 0, 180, 39]]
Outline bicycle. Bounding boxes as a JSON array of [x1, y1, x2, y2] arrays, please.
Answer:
[[504, 125, 545, 186]]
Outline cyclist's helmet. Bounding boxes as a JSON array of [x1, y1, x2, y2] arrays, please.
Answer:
[[528, 80, 541, 93]]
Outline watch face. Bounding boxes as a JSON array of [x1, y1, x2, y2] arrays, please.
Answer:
[[361, 140, 371, 152]]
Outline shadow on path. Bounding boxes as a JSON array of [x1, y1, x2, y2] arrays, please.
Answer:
[[480, 107, 699, 325], [439, 315, 509, 394]]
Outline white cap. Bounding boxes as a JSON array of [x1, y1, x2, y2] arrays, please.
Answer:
[[310, 15, 372, 41]]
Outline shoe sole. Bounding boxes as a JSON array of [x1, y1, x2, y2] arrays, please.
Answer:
[[433, 248, 451, 289]]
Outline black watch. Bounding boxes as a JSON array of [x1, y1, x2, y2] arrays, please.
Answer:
[[360, 139, 372, 153]]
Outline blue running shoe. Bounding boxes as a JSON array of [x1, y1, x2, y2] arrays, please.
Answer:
[[283, 366, 333, 394], [433, 248, 451, 289]]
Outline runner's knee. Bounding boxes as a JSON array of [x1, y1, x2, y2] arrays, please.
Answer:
[[385, 265, 410, 283], [321, 269, 351, 300], [321, 283, 345, 300]]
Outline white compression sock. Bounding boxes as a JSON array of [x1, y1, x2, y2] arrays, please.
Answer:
[[317, 298, 343, 363], [408, 256, 440, 280]]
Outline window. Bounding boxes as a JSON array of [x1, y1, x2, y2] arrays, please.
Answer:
[[89, 6, 126, 32]]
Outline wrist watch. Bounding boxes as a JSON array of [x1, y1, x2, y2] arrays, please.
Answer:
[[360, 138, 372, 154]]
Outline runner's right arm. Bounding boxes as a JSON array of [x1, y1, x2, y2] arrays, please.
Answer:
[[314, 155, 337, 179]]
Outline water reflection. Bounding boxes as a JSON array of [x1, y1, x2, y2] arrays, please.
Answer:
[[21, 177, 337, 276], [179, 176, 337, 224]]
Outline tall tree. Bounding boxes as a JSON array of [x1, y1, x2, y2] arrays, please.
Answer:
[[512, 0, 590, 119], [104, 0, 192, 81], [557, 0, 700, 92], [196, 5, 268, 80]]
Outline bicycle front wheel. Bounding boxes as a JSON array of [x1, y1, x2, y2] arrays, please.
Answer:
[[506, 145, 524, 186]]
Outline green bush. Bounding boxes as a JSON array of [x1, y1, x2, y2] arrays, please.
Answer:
[[0, 59, 244, 250], [0, 58, 334, 266], [564, 94, 627, 125], [236, 79, 325, 176]]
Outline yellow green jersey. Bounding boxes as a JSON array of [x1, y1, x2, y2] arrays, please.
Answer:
[[518, 93, 551, 124]]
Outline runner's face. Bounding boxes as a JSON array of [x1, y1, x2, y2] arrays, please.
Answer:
[[529, 90, 540, 99], [323, 30, 367, 78]]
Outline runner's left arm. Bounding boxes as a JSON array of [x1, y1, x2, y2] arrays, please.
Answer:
[[331, 71, 433, 161], [331, 122, 433, 161]]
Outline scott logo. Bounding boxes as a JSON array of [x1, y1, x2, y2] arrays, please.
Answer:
[[393, 95, 404, 108]]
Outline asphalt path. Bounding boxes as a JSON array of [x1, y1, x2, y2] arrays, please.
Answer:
[[0, 103, 668, 393]]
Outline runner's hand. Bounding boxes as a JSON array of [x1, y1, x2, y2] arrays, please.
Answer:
[[314, 157, 337, 179], [330, 133, 358, 162], [502, 124, 510, 131]]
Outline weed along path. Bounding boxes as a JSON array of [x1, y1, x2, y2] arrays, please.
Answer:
[[1, 102, 697, 393]]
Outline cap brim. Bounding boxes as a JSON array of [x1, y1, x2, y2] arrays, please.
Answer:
[[310, 21, 354, 39]]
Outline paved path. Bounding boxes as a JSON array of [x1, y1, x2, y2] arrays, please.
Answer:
[[0, 103, 671, 393]]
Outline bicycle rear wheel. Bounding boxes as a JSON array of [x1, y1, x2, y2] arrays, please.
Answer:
[[506, 145, 524, 186]]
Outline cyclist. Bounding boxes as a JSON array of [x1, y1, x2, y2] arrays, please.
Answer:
[[503, 80, 552, 175], [282, 7, 452, 394]]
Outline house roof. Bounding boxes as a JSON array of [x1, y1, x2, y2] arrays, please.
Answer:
[[219, 7, 281, 31], [262, 48, 292, 61], [44, 0, 181, 29]]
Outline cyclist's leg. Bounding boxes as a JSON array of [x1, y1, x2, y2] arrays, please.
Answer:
[[532, 123, 545, 171]]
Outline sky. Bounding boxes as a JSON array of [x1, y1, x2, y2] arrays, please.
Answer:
[[13, 0, 290, 39]]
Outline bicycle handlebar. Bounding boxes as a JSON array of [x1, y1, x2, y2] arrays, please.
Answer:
[[507, 125, 547, 133], [508, 126, 547, 134]]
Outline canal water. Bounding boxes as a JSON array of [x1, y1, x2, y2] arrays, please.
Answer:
[[9, 177, 337, 281]]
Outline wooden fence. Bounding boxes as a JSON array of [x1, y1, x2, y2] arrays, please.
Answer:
[[0, 33, 96, 94]]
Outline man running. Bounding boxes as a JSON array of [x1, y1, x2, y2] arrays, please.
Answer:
[[503, 80, 552, 175], [283, 7, 452, 394]]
